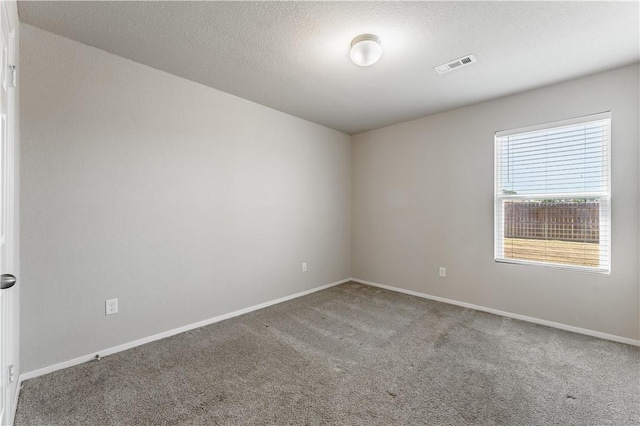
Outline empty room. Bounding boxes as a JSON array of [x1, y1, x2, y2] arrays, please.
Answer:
[[0, 0, 638, 425]]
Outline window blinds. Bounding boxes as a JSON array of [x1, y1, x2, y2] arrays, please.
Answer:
[[494, 112, 611, 272]]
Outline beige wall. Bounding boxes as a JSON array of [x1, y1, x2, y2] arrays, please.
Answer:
[[20, 25, 351, 372], [352, 64, 640, 341]]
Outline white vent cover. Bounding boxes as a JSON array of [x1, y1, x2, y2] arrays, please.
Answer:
[[434, 54, 477, 74]]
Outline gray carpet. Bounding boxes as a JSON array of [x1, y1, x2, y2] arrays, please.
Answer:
[[15, 282, 640, 425]]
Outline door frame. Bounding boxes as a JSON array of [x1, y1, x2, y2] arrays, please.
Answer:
[[1, 0, 19, 424]]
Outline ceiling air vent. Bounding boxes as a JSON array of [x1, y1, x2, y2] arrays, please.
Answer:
[[434, 54, 477, 75]]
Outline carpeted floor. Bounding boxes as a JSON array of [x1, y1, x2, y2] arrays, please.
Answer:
[[15, 282, 640, 425]]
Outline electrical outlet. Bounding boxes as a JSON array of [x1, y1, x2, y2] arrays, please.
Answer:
[[8, 364, 14, 383], [439, 267, 446, 277], [105, 298, 118, 315], [302, 262, 308, 272]]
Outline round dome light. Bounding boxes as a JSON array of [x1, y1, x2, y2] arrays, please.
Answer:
[[350, 34, 382, 67]]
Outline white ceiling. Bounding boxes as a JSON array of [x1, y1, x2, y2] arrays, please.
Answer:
[[18, 1, 640, 135]]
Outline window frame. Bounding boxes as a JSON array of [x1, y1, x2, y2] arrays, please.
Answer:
[[494, 112, 612, 274]]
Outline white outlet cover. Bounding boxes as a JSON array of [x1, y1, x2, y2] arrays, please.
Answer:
[[106, 298, 118, 315], [302, 262, 308, 272], [439, 267, 446, 277]]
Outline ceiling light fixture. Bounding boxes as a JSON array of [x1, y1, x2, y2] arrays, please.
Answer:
[[350, 34, 382, 67]]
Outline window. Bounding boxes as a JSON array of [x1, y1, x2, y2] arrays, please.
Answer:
[[494, 112, 611, 273]]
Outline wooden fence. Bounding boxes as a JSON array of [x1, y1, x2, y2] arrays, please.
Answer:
[[504, 201, 599, 243]]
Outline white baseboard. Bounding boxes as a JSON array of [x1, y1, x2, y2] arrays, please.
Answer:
[[351, 277, 640, 347], [20, 278, 350, 382], [18, 276, 638, 384]]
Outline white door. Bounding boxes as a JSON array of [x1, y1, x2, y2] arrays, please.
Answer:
[[0, 0, 18, 424]]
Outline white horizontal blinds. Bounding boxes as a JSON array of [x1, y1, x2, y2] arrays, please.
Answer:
[[495, 113, 611, 272], [498, 120, 609, 196]]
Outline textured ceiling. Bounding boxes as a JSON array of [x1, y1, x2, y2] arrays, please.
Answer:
[[18, 1, 640, 135]]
